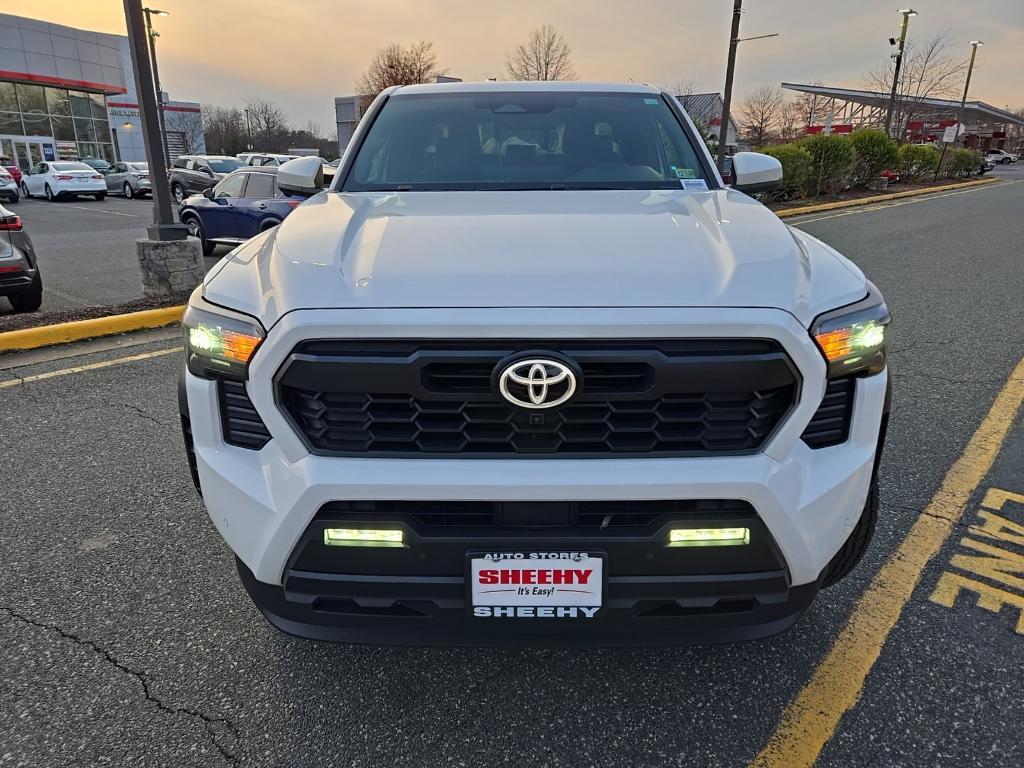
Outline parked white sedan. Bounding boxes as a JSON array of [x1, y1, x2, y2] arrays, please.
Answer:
[[21, 161, 107, 202]]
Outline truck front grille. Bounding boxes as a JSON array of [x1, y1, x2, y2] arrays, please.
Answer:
[[277, 340, 799, 457]]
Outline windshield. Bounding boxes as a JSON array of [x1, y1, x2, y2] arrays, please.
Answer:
[[343, 91, 712, 191], [208, 158, 244, 173], [129, 163, 148, 172], [53, 162, 93, 171]]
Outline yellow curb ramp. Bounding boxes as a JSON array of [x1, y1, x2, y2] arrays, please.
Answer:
[[0, 305, 184, 353], [774, 176, 1001, 218]]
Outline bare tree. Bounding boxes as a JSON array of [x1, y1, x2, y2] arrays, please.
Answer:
[[864, 33, 967, 138], [506, 25, 577, 81], [202, 105, 246, 155], [792, 80, 824, 129], [672, 80, 698, 112], [243, 96, 289, 150], [739, 86, 783, 148], [165, 109, 204, 154], [776, 98, 804, 141], [356, 42, 444, 102]]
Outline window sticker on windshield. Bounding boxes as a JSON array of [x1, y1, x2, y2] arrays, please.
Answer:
[[671, 166, 697, 179], [681, 178, 709, 191], [643, 98, 659, 105]]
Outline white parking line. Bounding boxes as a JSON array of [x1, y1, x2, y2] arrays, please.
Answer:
[[791, 179, 1022, 226], [0, 347, 180, 389], [54, 202, 140, 217]]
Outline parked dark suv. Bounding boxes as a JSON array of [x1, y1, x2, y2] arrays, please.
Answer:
[[168, 155, 245, 204]]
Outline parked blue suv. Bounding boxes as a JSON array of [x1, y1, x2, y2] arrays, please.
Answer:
[[179, 166, 303, 257]]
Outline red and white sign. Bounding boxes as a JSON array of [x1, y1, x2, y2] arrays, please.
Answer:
[[470, 552, 603, 615]]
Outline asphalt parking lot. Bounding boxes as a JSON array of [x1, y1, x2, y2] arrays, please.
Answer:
[[0, 193, 224, 317], [1, 176, 1023, 767]]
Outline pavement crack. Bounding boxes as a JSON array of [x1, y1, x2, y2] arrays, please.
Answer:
[[97, 396, 176, 429], [0, 606, 239, 766]]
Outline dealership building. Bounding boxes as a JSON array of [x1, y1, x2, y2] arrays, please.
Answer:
[[0, 12, 203, 171]]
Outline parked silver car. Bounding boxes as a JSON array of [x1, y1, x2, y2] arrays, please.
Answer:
[[105, 161, 151, 198], [0, 204, 42, 312]]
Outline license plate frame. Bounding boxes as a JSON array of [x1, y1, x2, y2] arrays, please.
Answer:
[[466, 550, 606, 619]]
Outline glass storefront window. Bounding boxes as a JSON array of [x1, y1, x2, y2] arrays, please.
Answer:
[[69, 90, 93, 119], [88, 92, 107, 120], [0, 82, 17, 112], [94, 118, 111, 143], [73, 116, 98, 142], [15, 83, 46, 114], [97, 143, 114, 162], [45, 87, 71, 117], [0, 138, 13, 163], [49, 115, 75, 141], [0, 111, 24, 135], [21, 111, 51, 136]]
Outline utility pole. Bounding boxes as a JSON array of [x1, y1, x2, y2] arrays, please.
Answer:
[[885, 9, 917, 139], [244, 108, 254, 151], [142, 7, 170, 167], [717, 0, 743, 173], [123, 0, 184, 240], [934, 40, 982, 181]]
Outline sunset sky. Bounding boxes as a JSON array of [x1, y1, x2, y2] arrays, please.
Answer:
[[12, 1, 1024, 137]]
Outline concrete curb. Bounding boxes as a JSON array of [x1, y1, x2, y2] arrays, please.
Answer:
[[0, 305, 184, 353], [774, 176, 1001, 218]]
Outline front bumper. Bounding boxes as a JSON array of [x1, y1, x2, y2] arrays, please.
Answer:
[[185, 307, 888, 644]]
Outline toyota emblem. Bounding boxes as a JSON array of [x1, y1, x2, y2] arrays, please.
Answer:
[[497, 358, 577, 409]]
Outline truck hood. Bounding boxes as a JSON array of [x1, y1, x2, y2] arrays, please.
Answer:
[[204, 189, 866, 328]]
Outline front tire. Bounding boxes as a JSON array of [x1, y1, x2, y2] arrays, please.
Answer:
[[821, 480, 878, 588], [21, 182, 30, 199], [8, 270, 43, 313], [123, 182, 134, 199], [172, 183, 185, 204], [183, 214, 216, 258]]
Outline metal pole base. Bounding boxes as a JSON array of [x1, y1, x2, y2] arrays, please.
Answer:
[[146, 223, 190, 241]]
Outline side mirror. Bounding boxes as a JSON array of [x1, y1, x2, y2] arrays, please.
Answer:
[[277, 156, 324, 197], [730, 152, 783, 194], [202, 188, 213, 199]]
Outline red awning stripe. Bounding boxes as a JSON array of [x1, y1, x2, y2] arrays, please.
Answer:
[[0, 69, 127, 95]]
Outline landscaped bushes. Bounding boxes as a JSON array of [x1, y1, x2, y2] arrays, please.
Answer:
[[849, 128, 899, 187], [898, 143, 942, 180], [750, 129, 983, 201], [802, 134, 855, 196], [761, 143, 814, 198]]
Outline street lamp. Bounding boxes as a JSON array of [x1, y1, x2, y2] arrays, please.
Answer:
[[142, 7, 170, 166], [716, 0, 779, 171], [884, 8, 918, 139]]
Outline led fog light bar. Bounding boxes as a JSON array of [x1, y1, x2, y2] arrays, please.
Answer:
[[668, 527, 750, 547], [323, 528, 405, 548]]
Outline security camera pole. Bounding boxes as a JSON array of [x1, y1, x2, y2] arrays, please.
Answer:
[[885, 9, 917, 139], [123, 0, 184, 241]]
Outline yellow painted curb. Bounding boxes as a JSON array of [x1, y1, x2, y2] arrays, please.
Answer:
[[774, 176, 1001, 218], [0, 305, 184, 353]]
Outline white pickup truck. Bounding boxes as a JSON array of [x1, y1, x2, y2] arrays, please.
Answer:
[[179, 81, 890, 646]]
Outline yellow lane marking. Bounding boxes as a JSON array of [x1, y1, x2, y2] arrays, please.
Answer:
[[774, 176, 1001, 218], [0, 347, 180, 389], [791, 179, 1022, 225], [0, 305, 184, 353], [750, 354, 1024, 768]]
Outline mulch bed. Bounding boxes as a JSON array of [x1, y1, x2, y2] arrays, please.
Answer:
[[765, 175, 993, 213], [0, 293, 189, 334]]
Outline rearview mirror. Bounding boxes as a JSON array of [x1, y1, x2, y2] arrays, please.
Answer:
[[730, 152, 783, 194], [277, 156, 324, 197]]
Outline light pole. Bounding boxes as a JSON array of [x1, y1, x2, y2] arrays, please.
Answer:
[[954, 41, 983, 148], [716, 0, 779, 172], [885, 8, 918, 139], [244, 108, 253, 151], [142, 7, 170, 166]]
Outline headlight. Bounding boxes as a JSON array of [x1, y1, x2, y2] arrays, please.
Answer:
[[182, 290, 265, 379], [810, 282, 890, 378]]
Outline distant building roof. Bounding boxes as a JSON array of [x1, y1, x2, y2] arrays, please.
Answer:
[[781, 83, 1024, 127]]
